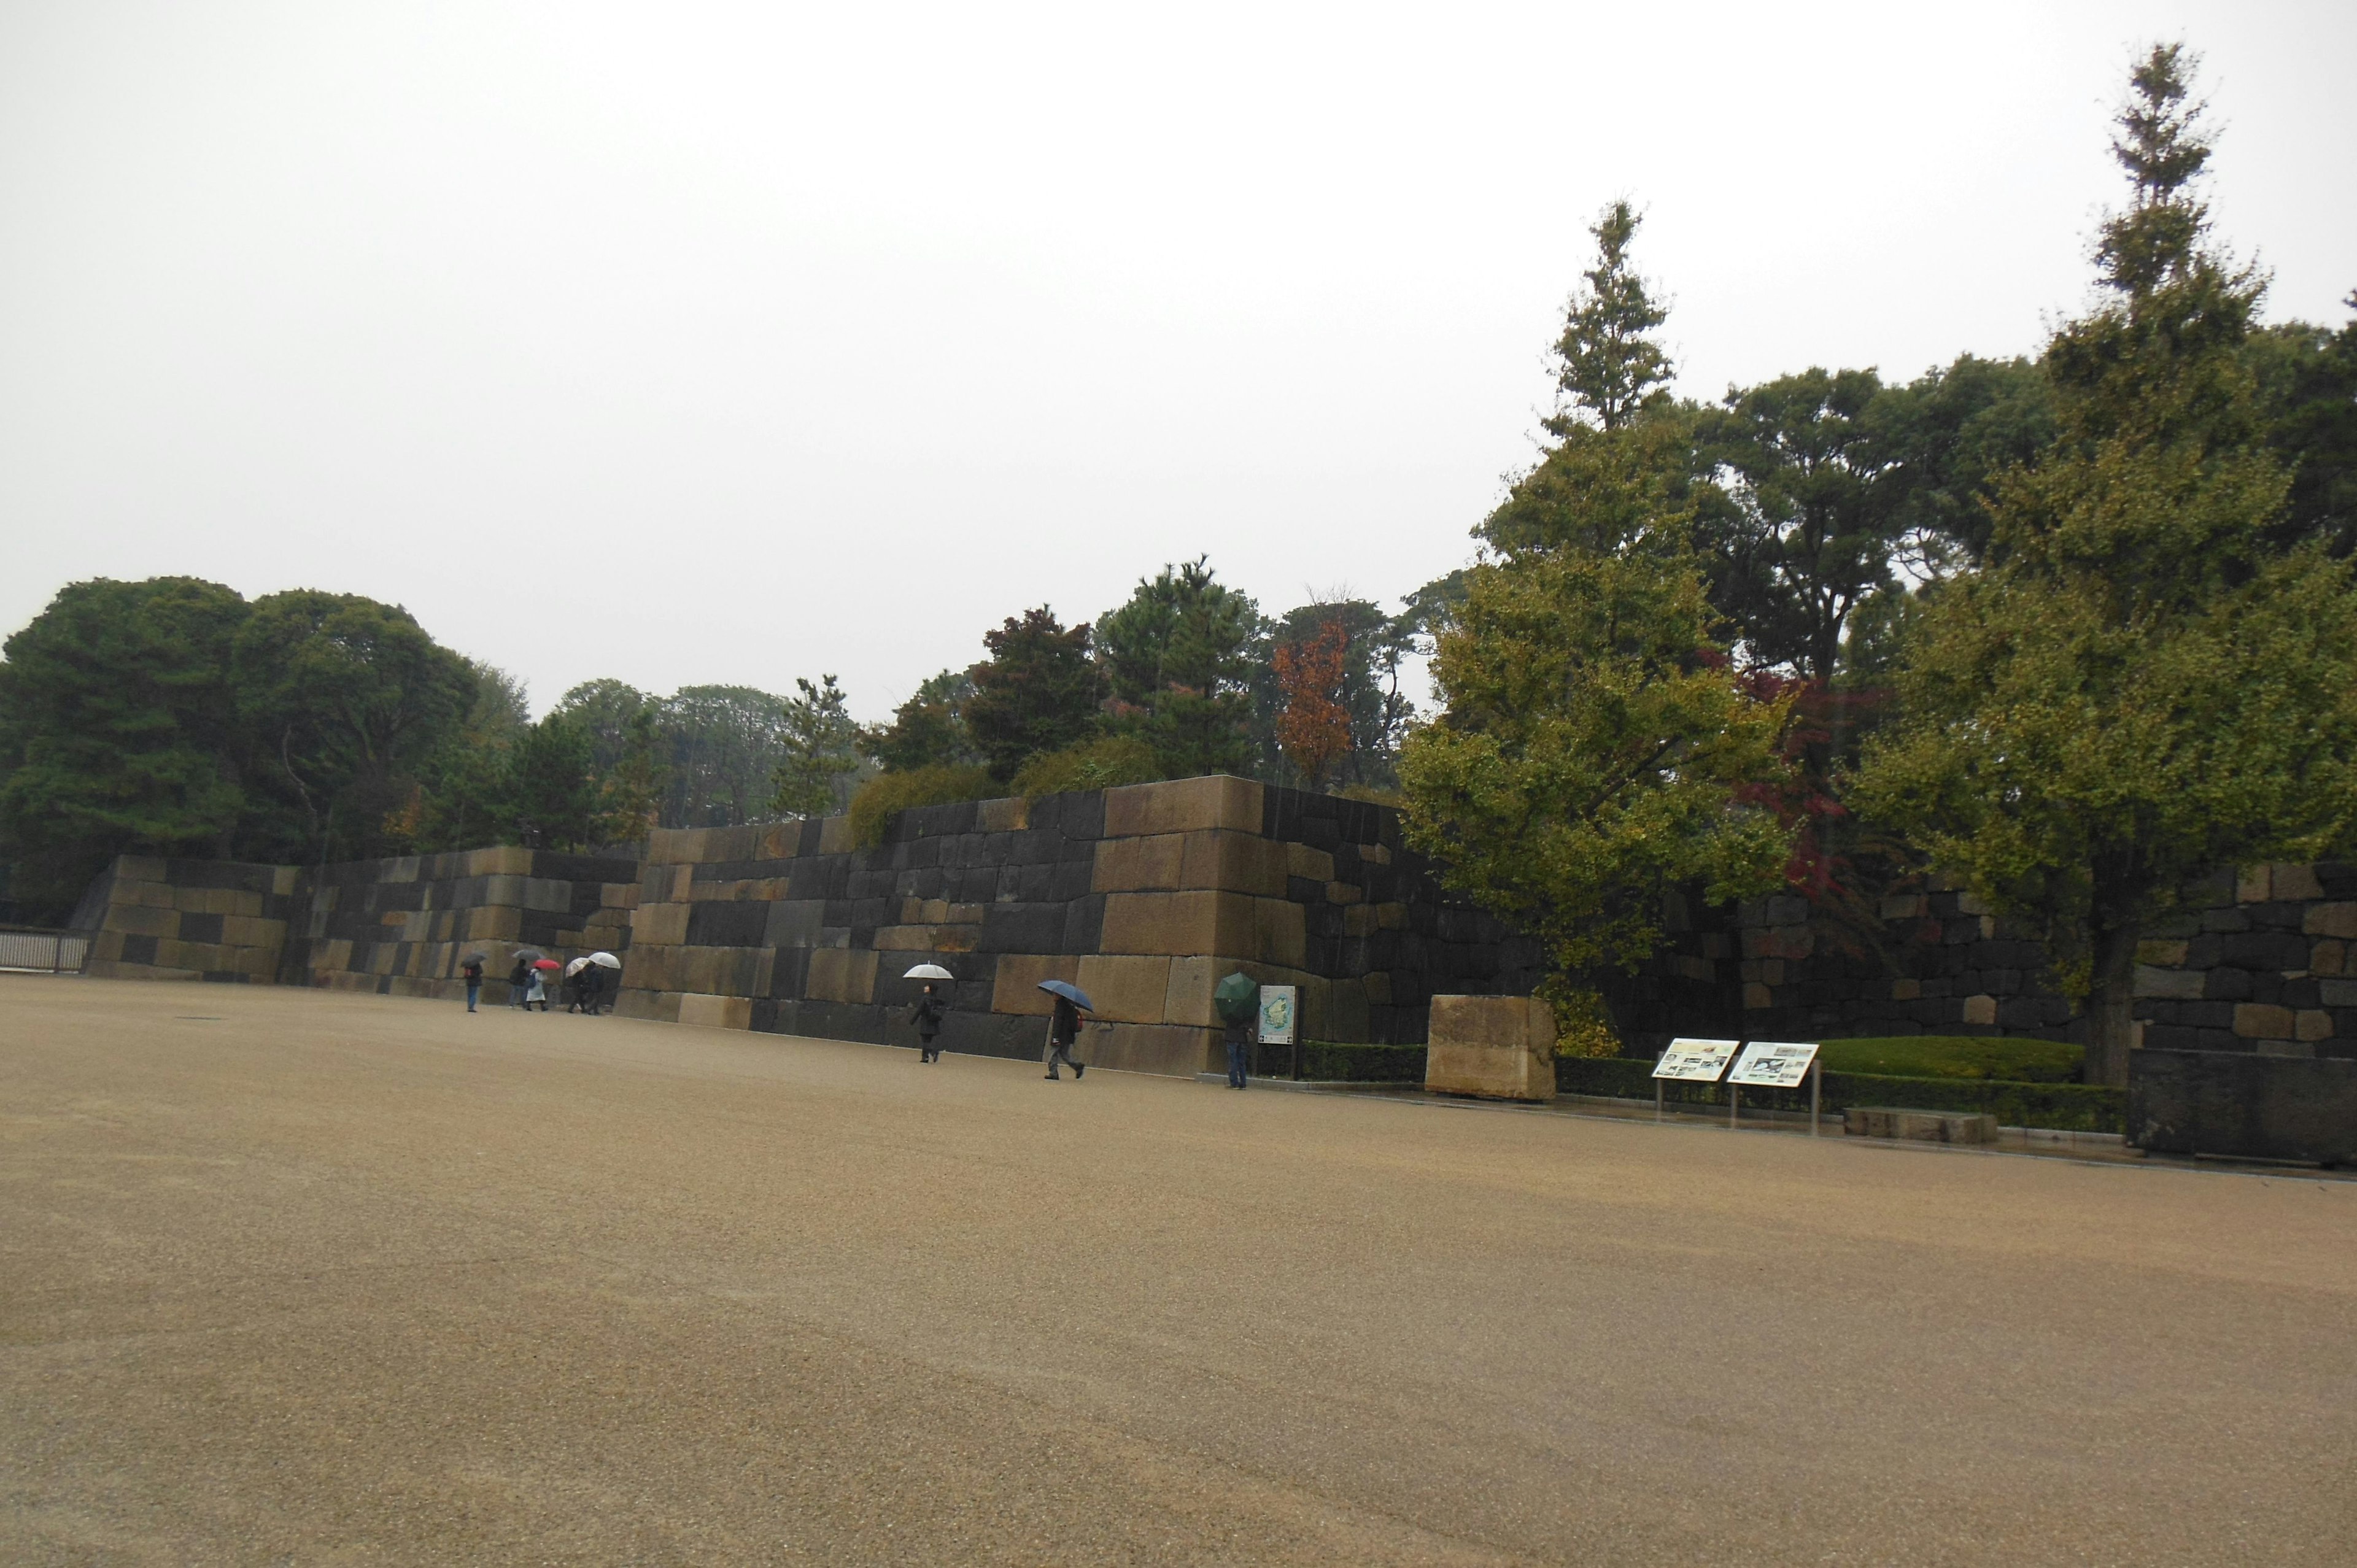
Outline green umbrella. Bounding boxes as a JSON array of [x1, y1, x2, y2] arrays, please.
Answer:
[[1213, 971, 1260, 1026]]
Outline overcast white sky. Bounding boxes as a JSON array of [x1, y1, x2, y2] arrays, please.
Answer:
[[3, 1, 2350, 719]]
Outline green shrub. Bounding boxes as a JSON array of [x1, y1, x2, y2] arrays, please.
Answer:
[[847, 765, 994, 848], [1816, 1035, 2083, 1083], [1287, 1041, 1426, 1082], [1010, 735, 1163, 798]]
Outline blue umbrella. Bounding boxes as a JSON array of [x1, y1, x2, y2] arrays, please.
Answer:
[[1037, 979, 1094, 1011]]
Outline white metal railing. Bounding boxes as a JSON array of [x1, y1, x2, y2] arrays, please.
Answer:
[[0, 929, 90, 973]]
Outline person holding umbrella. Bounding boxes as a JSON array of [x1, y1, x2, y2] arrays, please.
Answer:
[[524, 958, 554, 1011], [507, 954, 532, 1009], [1038, 979, 1091, 1081], [904, 964, 953, 1062], [461, 952, 486, 1013]]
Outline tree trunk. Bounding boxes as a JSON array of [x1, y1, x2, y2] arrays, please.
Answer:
[[2084, 922, 2140, 1088]]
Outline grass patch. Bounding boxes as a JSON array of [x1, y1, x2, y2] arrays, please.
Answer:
[[1554, 1056, 2121, 1134], [848, 765, 994, 848], [1816, 1035, 2082, 1083]]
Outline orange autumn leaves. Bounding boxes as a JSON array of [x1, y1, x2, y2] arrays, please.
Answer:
[[1273, 619, 1353, 789]]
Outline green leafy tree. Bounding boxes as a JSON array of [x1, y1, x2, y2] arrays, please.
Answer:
[[416, 660, 530, 852], [1249, 600, 1417, 789], [964, 608, 1107, 782], [0, 577, 250, 918], [510, 714, 601, 849], [1095, 558, 1260, 778], [230, 590, 474, 864], [1873, 353, 2059, 574], [1854, 44, 2357, 1086], [552, 678, 654, 774], [597, 707, 667, 842], [2248, 300, 2357, 551], [1405, 213, 1793, 1049], [657, 685, 791, 827], [769, 674, 867, 819], [870, 669, 981, 773], [1544, 199, 1674, 436]]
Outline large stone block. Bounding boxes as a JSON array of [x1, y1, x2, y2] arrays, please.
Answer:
[[1424, 995, 1556, 1102], [2304, 903, 2357, 939], [2235, 1002, 2297, 1039], [678, 993, 753, 1030], [1092, 833, 1186, 893], [806, 948, 879, 1005], [465, 846, 533, 878], [1285, 843, 1336, 882], [1075, 954, 1175, 1024], [1099, 890, 1251, 957], [991, 953, 1080, 1014], [974, 796, 1028, 832], [1179, 830, 1288, 897], [2134, 964, 2205, 1000], [633, 902, 691, 946], [1103, 776, 1264, 839], [1844, 1106, 1998, 1145], [1085, 1021, 1220, 1076], [1253, 897, 1307, 968]]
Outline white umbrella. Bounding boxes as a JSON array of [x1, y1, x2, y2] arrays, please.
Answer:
[[565, 956, 595, 977], [904, 963, 954, 980], [585, 951, 621, 969]]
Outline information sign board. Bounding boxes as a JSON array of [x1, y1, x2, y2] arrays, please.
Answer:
[[1652, 1038, 1738, 1081], [1728, 1040, 1821, 1088], [1257, 984, 1297, 1045]]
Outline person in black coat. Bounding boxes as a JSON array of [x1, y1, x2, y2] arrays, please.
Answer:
[[907, 982, 945, 1063], [1045, 993, 1086, 1081], [507, 956, 531, 1009], [462, 956, 484, 1014]]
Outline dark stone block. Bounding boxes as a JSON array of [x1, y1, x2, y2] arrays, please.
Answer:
[[176, 911, 225, 944], [2201, 907, 2252, 933], [1298, 816, 1340, 851], [956, 867, 1000, 903], [2222, 932, 2309, 970], [2316, 862, 2357, 899], [2204, 967, 2253, 1001], [984, 903, 1065, 954], [2283, 977, 2321, 1008], [768, 946, 813, 1000], [1287, 876, 1325, 904], [1005, 828, 1062, 867], [118, 933, 158, 965], [1062, 894, 1105, 954], [2246, 901, 2307, 931], [850, 897, 892, 930], [1997, 996, 2048, 1030], [1013, 862, 1056, 902], [2129, 1049, 2357, 1162], [2184, 935, 2224, 969], [1044, 790, 1104, 841], [2250, 972, 2286, 1006], [687, 900, 768, 948], [1049, 858, 1094, 902], [786, 859, 847, 901]]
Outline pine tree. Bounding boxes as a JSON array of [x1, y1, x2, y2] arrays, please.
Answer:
[[1544, 200, 1673, 436]]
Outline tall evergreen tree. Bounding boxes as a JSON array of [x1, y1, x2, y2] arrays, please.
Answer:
[[1856, 45, 2357, 1086], [964, 608, 1107, 782], [1094, 558, 1259, 779], [1544, 200, 1674, 436]]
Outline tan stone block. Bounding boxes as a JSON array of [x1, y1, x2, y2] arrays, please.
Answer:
[[875, 925, 957, 952], [1103, 775, 1264, 838], [1075, 954, 1175, 1024], [1325, 881, 1363, 905], [1360, 843, 1391, 866], [1083, 1022, 1218, 1076], [466, 846, 533, 877], [1424, 994, 1555, 1101], [2238, 866, 2272, 903], [807, 948, 878, 1005], [815, 815, 853, 854], [973, 796, 1028, 832], [1374, 902, 1407, 931], [644, 827, 692, 863], [1286, 843, 1335, 882], [669, 865, 694, 902], [1953, 890, 1990, 916], [2234, 1002, 2296, 1039], [1961, 994, 1997, 1025], [2312, 940, 2346, 977], [271, 866, 301, 895], [475, 906, 522, 941], [222, 914, 283, 949], [1879, 893, 1928, 919], [2273, 863, 2326, 902], [635, 902, 690, 946], [991, 954, 1080, 1014], [116, 855, 169, 883], [2297, 1008, 2333, 1042], [2304, 903, 2357, 938], [1253, 898, 1306, 968], [1178, 830, 1287, 897], [2137, 940, 2190, 967], [1363, 971, 1392, 1006], [1092, 834, 1186, 892], [1099, 890, 1248, 957], [678, 993, 753, 1030], [1891, 976, 1921, 1001], [1163, 956, 1220, 1027], [945, 903, 985, 924], [1741, 982, 1771, 1010]]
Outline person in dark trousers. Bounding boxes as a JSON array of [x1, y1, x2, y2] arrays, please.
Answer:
[[581, 964, 606, 1016], [908, 982, 945, 1063], [1225, 1014, 1250, 1089], [1044, 994, 1086, 1080], [462, 956, 484, 1013], [507, 957, 531, 1009]]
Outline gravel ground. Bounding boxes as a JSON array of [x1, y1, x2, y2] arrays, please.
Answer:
[[2, 975, 2352, 1565]]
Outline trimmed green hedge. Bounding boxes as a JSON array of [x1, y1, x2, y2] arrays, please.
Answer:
[[1554, 1057, 2123, 1134], [1263, 1041, 1428, 1082], [1817, 1035, 2083, 1083]]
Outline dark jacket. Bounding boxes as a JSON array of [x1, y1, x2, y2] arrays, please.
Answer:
[[508, 959, 530, 988], [1050, 995, 1080, 1045], [462, 959, 484, 983], [907, 994, 944, 1038]]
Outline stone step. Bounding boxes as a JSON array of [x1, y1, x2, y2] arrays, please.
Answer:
[[1844, 1106, 1999, 1145]]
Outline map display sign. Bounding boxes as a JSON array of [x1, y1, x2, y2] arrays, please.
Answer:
[[1728, 1040, 1821, 1088], [1257, 984, 1297, 1045], [1653, 1038, 1739, 1081]]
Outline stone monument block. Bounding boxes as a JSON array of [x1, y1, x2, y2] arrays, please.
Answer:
[[1103, 775, 1264, 839], [1425, 995, 1557, 1102]]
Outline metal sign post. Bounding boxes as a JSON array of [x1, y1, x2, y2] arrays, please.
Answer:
[[1728, 1041, 1825, 1137], [1652, 1038, 1740, 1122]]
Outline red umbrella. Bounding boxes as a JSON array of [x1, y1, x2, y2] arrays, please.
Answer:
[[532, 958, 562, 971]]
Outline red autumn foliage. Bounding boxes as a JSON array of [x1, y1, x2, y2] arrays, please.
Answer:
[[1273, 619, 1353, 789]]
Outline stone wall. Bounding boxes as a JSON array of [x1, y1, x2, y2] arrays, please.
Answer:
[[1736, 862, 2357, 1062], [82, 857, 304, 982], [614, 776, 1544, 1076]]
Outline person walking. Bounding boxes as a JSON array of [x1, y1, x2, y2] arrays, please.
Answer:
[[507, 956, 530, 1009], [907, 982, 945, 1063], [524, 964, 548, 1012], [1224, 1012, 1250, 1089], [462, 955, 484, 1014], [581, 964, 605, 1017], [1044, 992, 1086, 1081]]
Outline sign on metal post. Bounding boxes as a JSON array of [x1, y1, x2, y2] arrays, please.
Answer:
[[1652, 1037, 1739, 1122], [1257, 984, 1297, 1078], [1728, 1041, 1825, 1134]]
